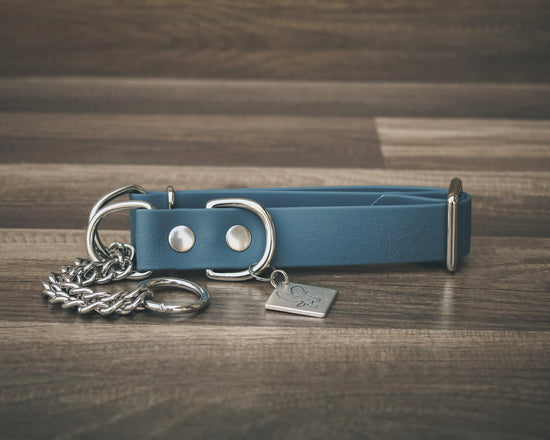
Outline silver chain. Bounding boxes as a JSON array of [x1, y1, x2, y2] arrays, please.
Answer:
[[42, 242, 151, 315], [42, 185, 211, 316]]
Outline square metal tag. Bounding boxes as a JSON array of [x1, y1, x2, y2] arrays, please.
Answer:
[[265, 282, 338, 318]]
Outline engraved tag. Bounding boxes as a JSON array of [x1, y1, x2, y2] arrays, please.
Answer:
[[265, 282, 337, 318]]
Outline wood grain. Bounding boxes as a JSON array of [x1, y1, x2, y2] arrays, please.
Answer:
[[1, 0, 549, 82], [1, 324, 549, 439], [1, 164, 548, 237], [2, 228, 549, 331], [377, 118, 550, 171], [0, 113, 382, 168], [1, 71, 550, 438], [2, 78, 550, 119]]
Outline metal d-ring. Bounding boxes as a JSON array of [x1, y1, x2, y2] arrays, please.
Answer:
[[205, 198, 276, 281], [88, 184, 147, 259], [166, 185, 176, 209], [88, 184, 146, 221], [139, 277, 210, 314], [86, 200, 154, 280]]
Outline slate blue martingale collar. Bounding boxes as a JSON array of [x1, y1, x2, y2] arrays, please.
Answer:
[[122, 178, 471, 278], [44, 179, 469, 318]]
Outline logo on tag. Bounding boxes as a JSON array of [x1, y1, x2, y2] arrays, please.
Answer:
[[276, 284, 321, 308]]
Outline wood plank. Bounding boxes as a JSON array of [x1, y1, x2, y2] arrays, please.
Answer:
[[2, 78, 550, 119], [0, 164, 548, 236], [2, 229, 549, 331], [1, 1, 549, 82], [377, 118, 550, 171], [1, 323, 549, 439], [0, 113, 382, 168]]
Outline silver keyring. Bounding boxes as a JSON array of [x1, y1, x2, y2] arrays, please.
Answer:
[[269, 269, 289, 288], [248, 264, 289, 288], [247, 264, 274, 282], [139, 278, 210, 314], [86, 200, 154, 280]]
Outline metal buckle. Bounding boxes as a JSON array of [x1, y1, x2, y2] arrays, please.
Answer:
[[205, 198, 276, 281], [446, 177, 463, 272]]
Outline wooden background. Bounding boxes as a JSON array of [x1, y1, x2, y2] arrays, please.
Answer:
[[1, 1, 549, 439]]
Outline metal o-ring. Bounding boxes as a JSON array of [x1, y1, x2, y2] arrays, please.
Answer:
[[270, 269, 289, 288], [139, 278, 210, 314]]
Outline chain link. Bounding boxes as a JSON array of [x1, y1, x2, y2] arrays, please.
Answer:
[[42, 242, 151, 315], [42, 185, 210, 316]]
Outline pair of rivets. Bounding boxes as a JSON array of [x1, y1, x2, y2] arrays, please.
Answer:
[[169, 224, 251, 253]]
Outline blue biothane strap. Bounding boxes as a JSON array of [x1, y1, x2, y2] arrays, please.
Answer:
[[129, 185, 471, 271]]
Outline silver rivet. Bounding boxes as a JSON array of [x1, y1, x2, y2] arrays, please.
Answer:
[[226, 225, 251, 252], [169, 226, 195, 252]]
